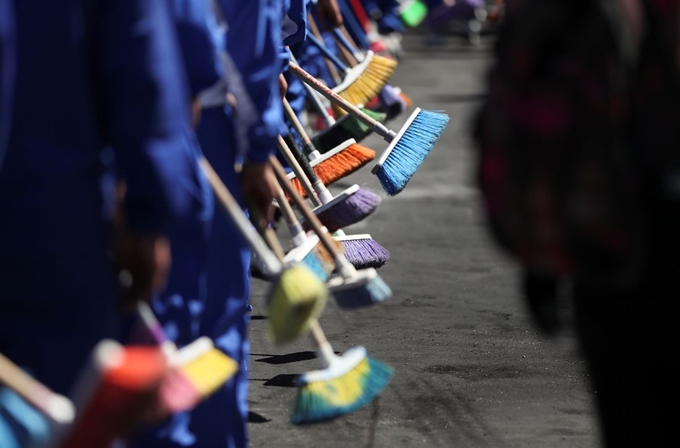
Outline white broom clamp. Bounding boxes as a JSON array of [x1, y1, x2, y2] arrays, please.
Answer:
[[332, 233, 373, 242], [371, 107, 422, 175]]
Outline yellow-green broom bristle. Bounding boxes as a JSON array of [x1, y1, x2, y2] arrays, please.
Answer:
[[267, 264, 328, 345], [292, 348, 394, 425], [333, 54, 399, 117], [179, 349, 238, 397]]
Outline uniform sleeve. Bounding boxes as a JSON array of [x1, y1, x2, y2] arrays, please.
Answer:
[[219, 0, 287, 163], [94, 0, 196, 234]]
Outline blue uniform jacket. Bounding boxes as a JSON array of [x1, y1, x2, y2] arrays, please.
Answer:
[[0, 0, 196, 255], [218, 0, 287, 163]]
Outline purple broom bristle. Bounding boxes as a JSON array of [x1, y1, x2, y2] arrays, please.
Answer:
[[378, 84, 406, 120], [306, 188, 381, 233], [341, 238, 390, 269]]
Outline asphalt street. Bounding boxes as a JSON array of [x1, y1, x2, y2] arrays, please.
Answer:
[[247, 30, 600, 448]]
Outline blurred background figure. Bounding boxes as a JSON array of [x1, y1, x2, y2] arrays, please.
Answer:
[[475, 0, 680, 446], [0, 0, 196, 441], [424, 0, 488, 45]]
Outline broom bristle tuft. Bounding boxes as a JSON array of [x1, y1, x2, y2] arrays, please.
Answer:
[[374, 109, 449, 196], [292, 353, 393, 425], [304, 188, 381, 233], [340, 238, 390, 269], [267, 265, 328, 345]]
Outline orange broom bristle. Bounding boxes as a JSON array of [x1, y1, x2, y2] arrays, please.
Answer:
[[289, 143, 376, 199]]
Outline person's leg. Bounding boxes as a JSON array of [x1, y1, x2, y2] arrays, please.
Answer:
[[573, 276, 680, 447], [188, 107, 251, 448]]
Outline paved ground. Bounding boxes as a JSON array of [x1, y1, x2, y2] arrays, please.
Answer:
[[248, 30, 600, 448]]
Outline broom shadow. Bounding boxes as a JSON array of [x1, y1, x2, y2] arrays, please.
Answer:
[[248, 411, 271, 423], [254, 351, 342, 365]]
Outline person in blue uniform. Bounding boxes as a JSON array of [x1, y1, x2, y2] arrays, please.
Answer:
[[0, 0, 197, 444], [129, 1, 283, 447]]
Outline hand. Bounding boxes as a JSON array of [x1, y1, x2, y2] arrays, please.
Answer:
[[278, 74, 288, 99], [112, 182, 172, 312], [116, 232, 171, 312], [241, 160, 278, 227], [315, 0, 343, 29]]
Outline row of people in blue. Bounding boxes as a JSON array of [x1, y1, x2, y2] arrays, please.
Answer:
[[0, 0, 342, 447]]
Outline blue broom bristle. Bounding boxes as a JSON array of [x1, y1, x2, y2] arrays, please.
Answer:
[[341, 238, 391, 269], [375, 110, 449, 196], [333, 274, 391, 310], [291, 355, 394, 425]]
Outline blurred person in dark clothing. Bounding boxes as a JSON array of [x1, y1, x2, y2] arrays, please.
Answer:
[[475, 1, 680, 446]]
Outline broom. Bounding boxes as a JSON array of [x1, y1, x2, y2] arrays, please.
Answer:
[[279, 120, 390, 269], [289, 62, 450, 196], [278, 136, 381, 233], [135, 302, 239, 418], [331, 29, 407, 120], [271, 154, 391, 309], [292, 323, 393, 425], [289, 53, 387, 152], [53, 340, 168, 448], [254, 195, 393, 425], [305, 33, 396, 116], [198, 157, 327, 345], [304, 79, 387, 153], [283, 98, 375, 196]]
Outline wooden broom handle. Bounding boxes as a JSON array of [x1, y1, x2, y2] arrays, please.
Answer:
[[199, 157, 283, 271], [276, 135, 318, 203], [275, 185, 302, 230], [288, 62, 381, 130], [0, 353, 50, 405], [283, 98, 314, 147], [269, 155, 342, 259], [307, 15, 343, 85]]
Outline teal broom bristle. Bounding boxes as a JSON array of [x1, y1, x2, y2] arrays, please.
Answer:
[[301, 250, 332, 282], [373, 109, 449, 196], [291, 353, 394, 425], [329, 269, 392, 310]]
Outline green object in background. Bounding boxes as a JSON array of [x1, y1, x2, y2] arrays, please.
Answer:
[[400, 0, 428, 28]]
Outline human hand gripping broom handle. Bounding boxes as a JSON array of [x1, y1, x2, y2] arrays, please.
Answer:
[[288, 62, 397, 141], [289, 54, 335, 127], [198, 157, 283, 274], [269, 154, 357, 279]]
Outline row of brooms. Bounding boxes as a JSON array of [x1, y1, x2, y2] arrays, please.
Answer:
[[0, 10, 449, 448]]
